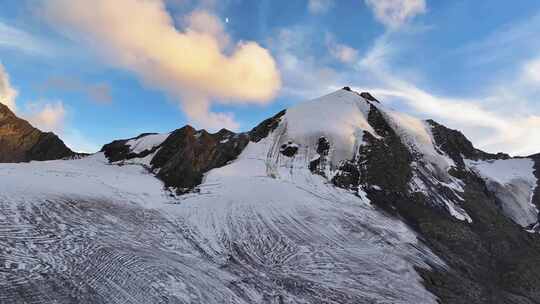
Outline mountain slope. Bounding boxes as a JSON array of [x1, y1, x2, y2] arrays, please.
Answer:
[[1, 89, 540, 303], [0, 103, 74, 162]]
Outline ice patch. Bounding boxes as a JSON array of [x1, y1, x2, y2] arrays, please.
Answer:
[[126, 133, 169, 154]]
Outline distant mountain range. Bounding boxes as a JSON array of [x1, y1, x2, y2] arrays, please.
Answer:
[[1, 88, 540, 303]]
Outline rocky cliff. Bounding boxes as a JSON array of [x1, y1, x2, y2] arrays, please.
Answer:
[[0, 103, 74, 162]]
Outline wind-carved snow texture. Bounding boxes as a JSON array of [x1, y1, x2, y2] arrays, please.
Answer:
[[467, 158, 539, 227], [0, 92, 445, 303]]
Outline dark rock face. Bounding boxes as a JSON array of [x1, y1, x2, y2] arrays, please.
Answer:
[[402, 170, 540, 304], [310, 137, 331, 177], [351, 104, 412, 196], [279, 141, 299, 157], [427, 119, 509, 168], [0, 103, 74, 162], [359, 92, 380, 103], [326, 104, 540, 303], [151, 127, 249, 193], [332, 160, 361, 190], [248, 109, 286, 143], [316, 136, 330, 155], [101, 133, 161, 162]]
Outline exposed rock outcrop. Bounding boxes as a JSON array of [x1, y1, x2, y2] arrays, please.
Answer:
[[0, 103, 74, 162], [151, 127, 250, 193], [101, 108, 287, 193], [427, 119, 509, 168], [101, 133, 162, 162]]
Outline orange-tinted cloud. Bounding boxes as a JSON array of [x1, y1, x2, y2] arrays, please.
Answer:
[[0, 63, 18, 112], [42, 0, 281, 130], [0, 63, 66, 133], [25, 102, 66, 133]]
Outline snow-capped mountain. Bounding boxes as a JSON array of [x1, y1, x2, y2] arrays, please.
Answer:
[[1, 88, 540, 303]]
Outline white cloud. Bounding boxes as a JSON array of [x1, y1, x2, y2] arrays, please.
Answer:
[[308, 0, 334, 14], [365, 84, 540, 156], [42, 0, 281, 131], [270, 28, 342, 99], [523, 57, 540, 84], [364, 0, 426, 29], [325, 34, 359, 64], [331, 44, 359, 63], [356, 34, 540, 156], [0, 63, 18, 111], [25, 102, 66, 133]]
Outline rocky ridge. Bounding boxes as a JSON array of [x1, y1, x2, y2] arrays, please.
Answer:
[[0, 102, 75, 162]]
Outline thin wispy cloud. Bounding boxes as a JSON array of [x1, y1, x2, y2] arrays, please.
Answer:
[[308, 0, 334, 14], [522, 57, 540, 85], [357, 30, 540, 156], [41, 77, 113, 104], [364, 0, 426, 29], [457, 12, 540, 67], [270, 27, 342, 99], [325, 33, 359, 64], [0, 22, 54, 56], [42, 0, 281, 131]]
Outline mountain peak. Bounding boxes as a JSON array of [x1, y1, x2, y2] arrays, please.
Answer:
[[0, 102, 75, 162], [0, 102, 16, 119], [340, 86, 380, 103]]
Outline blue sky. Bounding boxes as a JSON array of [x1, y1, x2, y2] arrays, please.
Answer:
[[0, 0, 540, 155]]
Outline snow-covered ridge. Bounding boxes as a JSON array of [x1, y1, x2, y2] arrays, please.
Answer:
[[467, 158, 538, 227], [126, 133, 170, 154], [278, 89, 472, 223], [281, 89, 376, 167]]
